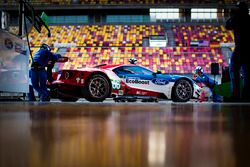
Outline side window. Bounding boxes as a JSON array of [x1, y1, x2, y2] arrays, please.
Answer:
[[113, 67, 135, 75], [126, 66, 153, 75], [113, 66, 153, 75]]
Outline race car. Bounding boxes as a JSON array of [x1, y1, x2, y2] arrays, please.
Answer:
[[98, 63, 201, 102], [49, 60, 200, 102]]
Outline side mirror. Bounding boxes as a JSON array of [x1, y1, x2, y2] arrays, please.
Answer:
[[156, 70, 162, 74], [56, 57, 68, 63]]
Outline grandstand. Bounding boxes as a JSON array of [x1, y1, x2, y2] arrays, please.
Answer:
[[2, 0, 245, 75], [23, 25, 232, 74]]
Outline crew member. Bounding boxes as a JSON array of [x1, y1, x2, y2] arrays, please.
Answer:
[[30, 43, 61, 101], [193, 66, 221, 102], [225, 1, 250, 101]]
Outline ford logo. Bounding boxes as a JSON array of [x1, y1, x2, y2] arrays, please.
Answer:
[[152, 78, 169, 85]]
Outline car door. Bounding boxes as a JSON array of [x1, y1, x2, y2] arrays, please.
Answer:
[[113, 65, 172, 95]]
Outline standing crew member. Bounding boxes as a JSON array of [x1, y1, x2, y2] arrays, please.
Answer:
[[225, 1, 250, 101], [30, 43, 61, 101]]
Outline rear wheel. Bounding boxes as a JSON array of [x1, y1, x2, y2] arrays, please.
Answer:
[[172, 79, 193, 102], [84, 74, 111, 102]]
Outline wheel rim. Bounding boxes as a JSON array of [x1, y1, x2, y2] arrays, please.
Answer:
[[89, 76, 109, 98], [176, 80, 192, 101]]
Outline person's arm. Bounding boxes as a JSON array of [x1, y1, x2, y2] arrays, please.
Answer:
[[194, 76, 203, 83], [225, 18, 234, 30], [45, 50, 62, 62], [225, 14, 238, 30], [52, 53, 62, 62], [203, 74, 217, 88]]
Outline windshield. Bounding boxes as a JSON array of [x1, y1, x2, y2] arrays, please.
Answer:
[[113, 66, 154, 75]]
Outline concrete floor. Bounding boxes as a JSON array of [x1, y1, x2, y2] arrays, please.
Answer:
[[1, 101, 250, 167]]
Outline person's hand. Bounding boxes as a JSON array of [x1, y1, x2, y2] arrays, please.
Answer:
[[47, 60, 54, 65], [57, 57, 68, 62], [193, 74, 198, 80]]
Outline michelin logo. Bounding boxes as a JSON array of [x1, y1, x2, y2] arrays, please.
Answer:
[[126, 78, 149, 85]]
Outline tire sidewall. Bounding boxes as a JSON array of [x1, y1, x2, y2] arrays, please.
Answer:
[[172, 79, 193, 102], [84, 74, 110, 102]]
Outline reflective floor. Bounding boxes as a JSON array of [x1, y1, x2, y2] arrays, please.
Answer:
[[1, 102, 250, 167]]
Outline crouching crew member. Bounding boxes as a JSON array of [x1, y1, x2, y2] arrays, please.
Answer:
[[193, 66, 222, 102]]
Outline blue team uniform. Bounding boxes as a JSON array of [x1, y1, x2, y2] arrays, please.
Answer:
[[194, 73, 222, 102], [195, 73, 216, 89], [30, 48, 61, 101]]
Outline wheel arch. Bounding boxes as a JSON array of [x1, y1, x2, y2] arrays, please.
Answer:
[[84, 71, 112, 97]]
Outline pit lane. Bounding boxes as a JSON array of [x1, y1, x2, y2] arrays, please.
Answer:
[[1, 100, 250, 167]]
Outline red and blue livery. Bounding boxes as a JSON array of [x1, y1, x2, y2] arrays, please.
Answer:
[[49, 62, 201, 102]]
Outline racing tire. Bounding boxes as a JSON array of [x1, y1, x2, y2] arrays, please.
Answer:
[[84, 74, 111, 102], [171, 79, 193, 102]]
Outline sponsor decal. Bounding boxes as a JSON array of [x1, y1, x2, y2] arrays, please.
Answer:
[[64, 72, 70, 79], [136, 90, 148, 95], [76, 77, 80, 83], [152, 78, 169, 85], [15, 42, 27, 55], [111, 79, 121, 90], [171, 78, 176, 81], [76, 77, 84, 84], [118, 90, 124, 95], [4, 38, 13, 49], [126, 78, 150, 85]]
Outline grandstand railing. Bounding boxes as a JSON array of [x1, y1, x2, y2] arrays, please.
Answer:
[[1, 0, 242, 8]]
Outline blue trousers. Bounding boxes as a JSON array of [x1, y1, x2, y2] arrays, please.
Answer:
[[28, 84, 36, 101], [30, 69, 49, 101], [229, 49, 250, 101]]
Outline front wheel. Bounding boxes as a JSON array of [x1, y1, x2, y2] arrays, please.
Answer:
[[84, 74, 111, 102], [172, 79, 193, 102]]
